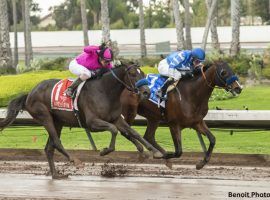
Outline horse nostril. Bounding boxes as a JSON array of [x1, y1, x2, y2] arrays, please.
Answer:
[[235, 87, 242, 94]]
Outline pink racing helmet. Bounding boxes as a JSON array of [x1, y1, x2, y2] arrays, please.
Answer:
[[99, 47, 114, 62]]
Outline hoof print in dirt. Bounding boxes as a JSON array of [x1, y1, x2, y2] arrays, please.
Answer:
[[100, 162, 128, 178]]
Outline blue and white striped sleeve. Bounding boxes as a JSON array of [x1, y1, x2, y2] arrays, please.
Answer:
[[168, 51, 185, 69]]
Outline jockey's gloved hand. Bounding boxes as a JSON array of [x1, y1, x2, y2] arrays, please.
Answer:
[[193, 67, 201, 75], [91, 70, 99, 78], [182, 71, 194, 78], [97, 68, 110, 78]]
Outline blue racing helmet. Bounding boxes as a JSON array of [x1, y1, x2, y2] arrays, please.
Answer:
[[191, 48, 205, 62]]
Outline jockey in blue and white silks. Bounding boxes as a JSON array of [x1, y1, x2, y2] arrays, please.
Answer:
[[157, 48, 206, 99], [158, 48, 206, 81]]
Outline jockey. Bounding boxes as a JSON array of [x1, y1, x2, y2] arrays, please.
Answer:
[[157, 47, 205, 99], [65, 43, 114, 97]]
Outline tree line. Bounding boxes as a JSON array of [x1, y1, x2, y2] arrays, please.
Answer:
[[0, 0, 269, 74]]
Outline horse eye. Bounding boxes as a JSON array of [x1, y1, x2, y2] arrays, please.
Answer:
[[220, 69, 227, 77]]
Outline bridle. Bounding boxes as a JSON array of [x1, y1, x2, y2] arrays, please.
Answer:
[[109, 64, 141, 94], [200, 64, 239, 91]]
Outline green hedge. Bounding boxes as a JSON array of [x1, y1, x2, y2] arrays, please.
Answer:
[[0, 67, 157, 107], [0, 70, 74, 107]]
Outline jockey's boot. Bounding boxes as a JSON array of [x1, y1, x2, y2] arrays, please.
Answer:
[[160, 77, 174, 101], [65, 78, 83, 98]]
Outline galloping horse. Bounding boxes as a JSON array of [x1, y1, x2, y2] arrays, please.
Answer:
[[121, 61, 242, 169], [0, 63, 162, 179]]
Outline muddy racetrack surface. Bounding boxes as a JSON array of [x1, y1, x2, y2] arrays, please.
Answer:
[[0, 149, 270, 199]]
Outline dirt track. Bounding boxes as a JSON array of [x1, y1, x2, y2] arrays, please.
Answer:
[[0, 149, 270, 199]]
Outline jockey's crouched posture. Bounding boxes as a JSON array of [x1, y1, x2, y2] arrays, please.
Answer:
[[65, 43, 114, 97], [157, 48, 205, 100]]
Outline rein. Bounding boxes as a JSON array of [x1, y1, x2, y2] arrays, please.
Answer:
[[109, 64, 138, 93], [200, 65, 225, 89]]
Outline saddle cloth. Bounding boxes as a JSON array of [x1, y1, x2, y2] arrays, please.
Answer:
[[51, 79, 85, 111], [146, 74, 168, 107]]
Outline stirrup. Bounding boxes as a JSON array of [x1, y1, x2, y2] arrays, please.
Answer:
[[65, 88, 75, 98]]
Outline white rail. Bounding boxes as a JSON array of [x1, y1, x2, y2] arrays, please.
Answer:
[[0, 109, 270, 129]]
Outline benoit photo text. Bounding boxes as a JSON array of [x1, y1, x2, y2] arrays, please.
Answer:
[[228, 192, 270, 198]]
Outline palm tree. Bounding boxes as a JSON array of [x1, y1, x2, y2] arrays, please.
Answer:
[[100, 0, 110, 43], [22, 0, 33, 68], [184, 0, 192, 49], [172, 0, 185, 50], [139, 0, 147, 57], [230, 0, 240, 56], [201, 0, 218, 51], [0, 0, 13, 73], [80, 0, 89, 46], [206, 0, 220, 51], [12, 0, 18, 68]]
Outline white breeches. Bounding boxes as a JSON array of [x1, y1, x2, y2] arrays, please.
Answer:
[[69, 59, 91, 80], [157, 59, 182, 80]]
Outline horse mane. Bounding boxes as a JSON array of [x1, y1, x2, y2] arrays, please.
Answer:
[[202, 59, 227, 72]]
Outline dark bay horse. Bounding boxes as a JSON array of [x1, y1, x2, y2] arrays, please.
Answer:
[[0, 63, 162, 179], [121, 61, 242, 169]]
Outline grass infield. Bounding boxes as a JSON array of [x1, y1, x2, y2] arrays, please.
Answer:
[[0, 126, 269, 154]]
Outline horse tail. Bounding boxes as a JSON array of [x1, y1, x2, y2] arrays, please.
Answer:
[[0, 94, 28, 131]]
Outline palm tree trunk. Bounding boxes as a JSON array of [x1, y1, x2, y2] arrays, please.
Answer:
[[201, 0, 218, 51], [22, 0, 33, 68], [172, 0, 185, 50], [100, 0, 110, 43], [80, 0, 89, 46], [0, 0, 13, 73], [169, 0, 174, 25], [206, 0, 220, 51], [184, 0, 192, 49], [230, 0, 240, 56], [139, 0, 147, 58], [91, 10, 98, 28], [12, 0, 18, 68]]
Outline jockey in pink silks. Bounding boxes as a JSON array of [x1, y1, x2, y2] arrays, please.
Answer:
[[65, 44, 114, 97]]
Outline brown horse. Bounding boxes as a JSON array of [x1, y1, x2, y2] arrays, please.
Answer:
[[121, 61, 242, 169], [0, 63, 163, 179]]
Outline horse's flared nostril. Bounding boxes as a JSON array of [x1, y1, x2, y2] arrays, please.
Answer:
[[234, 87, 242, 94]]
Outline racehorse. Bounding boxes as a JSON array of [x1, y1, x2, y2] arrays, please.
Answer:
[[0, 63, 162, 179], [121, 61, 242, 169]]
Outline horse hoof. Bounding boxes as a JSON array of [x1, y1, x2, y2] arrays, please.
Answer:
[[163, 152, 176, 159], [52, 173, 69, 179], [100, 148, 114, 156], [153, 151, 163, 159], [138, 152, 149, 162], [136, 144, 144, 153], [196, 160, 206, 170]]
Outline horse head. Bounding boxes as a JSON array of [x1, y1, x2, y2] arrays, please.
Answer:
[[202, 61, 243, 95], [117, 62, 150, 101]]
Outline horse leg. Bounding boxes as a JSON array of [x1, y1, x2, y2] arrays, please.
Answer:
[[29, 104, 72, 162], [114, 117, 163, 158], [120, 104, 144, 152], [195, 121, 216, 170], [120, 131, 144, 153], [143, 119, 167, 156], [86, 118, 118, 156], [164, 124, 182, 159], [44, 123, 70, 179]]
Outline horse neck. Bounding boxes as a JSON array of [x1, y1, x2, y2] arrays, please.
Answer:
[[101, 67, 126, 95], [187, 66, 216, 105]]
